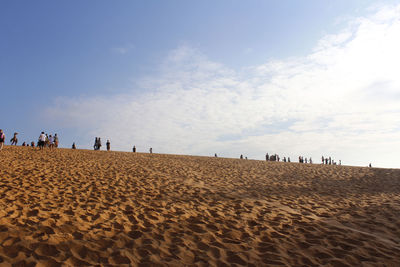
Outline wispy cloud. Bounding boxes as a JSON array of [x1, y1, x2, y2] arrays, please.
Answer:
[[112, 43, 135, 55], [47, 4, 400, 167]]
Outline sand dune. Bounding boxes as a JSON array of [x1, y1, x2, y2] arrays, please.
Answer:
[[0, 146, 399, 266]]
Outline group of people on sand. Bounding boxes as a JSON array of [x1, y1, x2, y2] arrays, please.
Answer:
[[299, 156, 312, 164], [321, 156, 341, 165], [93, 137, 111, 151], [263, 152, 344, 166], [265, 153, 291, 162], [0, 129, 59, 151], [37, 132, 59, 150]]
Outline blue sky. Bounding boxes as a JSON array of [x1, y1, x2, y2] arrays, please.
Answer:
[[1, 1, 400, 167]]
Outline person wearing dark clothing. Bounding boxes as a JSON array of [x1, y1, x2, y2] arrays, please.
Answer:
[[10, 132, 18, 145], [266, 153, 269, 161], [133, 145, 136, 152], [106, 140, 110, 151]]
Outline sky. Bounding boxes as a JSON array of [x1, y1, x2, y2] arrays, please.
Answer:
[[1, 1, 400, 168]]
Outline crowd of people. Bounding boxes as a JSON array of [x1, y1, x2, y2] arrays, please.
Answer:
[[321, 156, 341, 165], [0, 129, 374, 169], [0, 130, 59, 150], [262, 152, 343, 166]]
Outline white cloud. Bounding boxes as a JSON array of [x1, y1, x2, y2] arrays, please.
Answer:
[[47, 4, 400, 168]]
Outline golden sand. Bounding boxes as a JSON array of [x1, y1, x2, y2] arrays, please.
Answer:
[[0, 146, 399, 266]]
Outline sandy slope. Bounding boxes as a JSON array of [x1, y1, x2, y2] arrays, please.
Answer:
[[0, 146, 399, 266]]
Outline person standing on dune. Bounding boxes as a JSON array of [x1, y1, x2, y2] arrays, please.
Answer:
[[54, 133, 59, 148], [0, 129, 5, 150], [38, 132, 46, 150], [10, 132, 18, 145], [106, 140, 110, 151]]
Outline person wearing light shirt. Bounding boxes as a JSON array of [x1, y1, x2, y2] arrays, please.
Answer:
[[39, 132, 46, 150]]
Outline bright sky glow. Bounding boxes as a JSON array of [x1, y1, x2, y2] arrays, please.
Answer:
[[1, 1, 400, 168]]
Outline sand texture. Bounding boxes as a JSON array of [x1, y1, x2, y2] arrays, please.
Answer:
[[0, 146, 399, 266]]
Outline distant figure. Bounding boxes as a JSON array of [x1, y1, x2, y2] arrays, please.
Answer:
[[48, 135, 54, 149], [98, 138, 102, 150], [0, 129, 5, 150], [339, 160, 341, 165], [54, 134, 59, 148], [45, 134, 49, 147], [277, 155, 280, 162], [325, 158, 328, 165], [30, 141, 35, 147], [322, 156, 324, 164], [240, 154, 243, 159], [22, 142, 26, 146], [94, 137, 98, 150], [266, 153, 269, 161], [288, 157, 291, 163], [305, 158, 308, 164], [132, 145, 136, 152], [10, 132, 18, 145], [369, 163, 372, 168], [38, 132, 46, 150], [72, 143, 76, 149], [245, 156, 248, 160], [214, 153, 217, 157], [283, 157, 286, 162], [310, 157, 312, 164], [149, 147, 152, 153], [106, 140, 110, 151], [329, 157, 332, 165]]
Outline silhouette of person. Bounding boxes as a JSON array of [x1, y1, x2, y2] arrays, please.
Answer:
[[214, 153, 217, 157], [72, 143, 76, 149], [106, 140, 110, 151], [266, 153, 269, 161], [133, 145, 136, 152], [149, 147, 152, 153], [240, 154, 243, 159], [10, 132, 18, 145]]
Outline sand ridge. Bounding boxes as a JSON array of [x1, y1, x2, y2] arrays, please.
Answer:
[[0, 146, 399, 266]]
